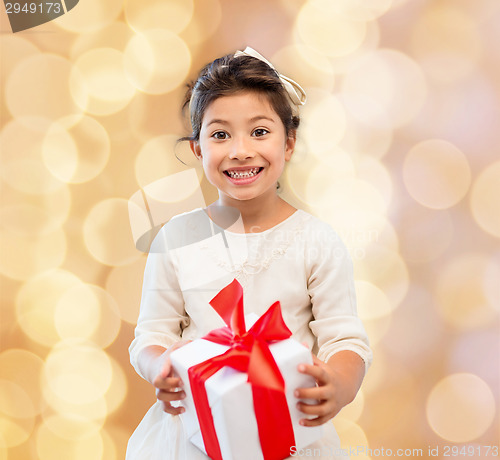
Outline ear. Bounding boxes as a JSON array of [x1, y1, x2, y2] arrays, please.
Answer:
[[284, 134, 296, 162], [190, 140, 203, 160]]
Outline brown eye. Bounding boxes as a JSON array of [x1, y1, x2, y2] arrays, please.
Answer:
[[212, 131, 228, 140], [253, 128, 269, 137]]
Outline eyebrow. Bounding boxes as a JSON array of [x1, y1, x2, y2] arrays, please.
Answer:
[[206, 115, 277, 127]]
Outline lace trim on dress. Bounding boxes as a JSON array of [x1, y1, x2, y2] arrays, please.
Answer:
[[199, 214, 307, 286]]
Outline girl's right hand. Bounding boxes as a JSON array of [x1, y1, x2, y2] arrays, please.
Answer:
[[153, 341, 190, 415]]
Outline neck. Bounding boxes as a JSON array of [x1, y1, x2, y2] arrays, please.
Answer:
[[211, 191, 294, 233]]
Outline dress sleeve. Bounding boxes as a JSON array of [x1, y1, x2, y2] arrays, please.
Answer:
[[129, 226, 189, 380], [306, 220, 373, 373]]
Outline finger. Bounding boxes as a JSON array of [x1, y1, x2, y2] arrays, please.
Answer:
[[297, 362, 329, 386], [294, 385, 330, 401], [299, 413, 333, 427], [296, 399, 334, 416], [161, 401, 186, 416], [153, 375, 183, 390], [156, 388, 186, 403]]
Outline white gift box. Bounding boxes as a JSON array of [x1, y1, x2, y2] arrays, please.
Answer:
[[170, 327, 323, 460]]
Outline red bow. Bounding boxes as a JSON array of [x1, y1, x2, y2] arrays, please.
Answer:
[[188, 279, 296, 460]]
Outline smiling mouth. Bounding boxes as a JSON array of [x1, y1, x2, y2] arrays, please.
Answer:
[[224, 167, 263, 179]]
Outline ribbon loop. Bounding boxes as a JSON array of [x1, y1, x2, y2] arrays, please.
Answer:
[[234, 46, 307, 115]]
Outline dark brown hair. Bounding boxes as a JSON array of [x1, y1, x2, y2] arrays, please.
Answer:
[[179, 52, 300, 143]]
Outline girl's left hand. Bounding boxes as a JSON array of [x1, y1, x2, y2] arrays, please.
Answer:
[[294, 354, 362, 427]]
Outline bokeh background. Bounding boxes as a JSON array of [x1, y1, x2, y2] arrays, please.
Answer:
[[1, 0, 499, 458]]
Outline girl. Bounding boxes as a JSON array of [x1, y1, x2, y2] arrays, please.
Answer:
[[126, 47, 372, 460]]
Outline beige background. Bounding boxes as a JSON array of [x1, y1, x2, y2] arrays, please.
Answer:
[[0, 0, 499, 458]]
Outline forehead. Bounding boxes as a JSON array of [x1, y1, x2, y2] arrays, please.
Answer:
[[203, 91, 278, 121]]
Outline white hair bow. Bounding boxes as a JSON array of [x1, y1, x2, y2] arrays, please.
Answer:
[[234, 47, 307, 115]]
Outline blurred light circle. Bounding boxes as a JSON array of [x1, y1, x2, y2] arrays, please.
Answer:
[[271, 45, 336, 92], [0, 349, 45, 416], [0, 415, 33, 448], [42, 116, 111, 184], [42, 121, 78, 183], [0, 195, 69, 238], [43, 414, 101, 441], [36, 421, 103, 460], [287, 147, 355, 204], [105, 357, 128, 416], [0, 118, 66, 195], [342, 49, 427, 127], [16, 270, 83, 346], [483, 253, 500, 311], [398, 205, 454, 264], [55, 283, 121, 347], [71, 48, 136, 116], [100, 428, 118, 460], [124, 30, 191, 95], [339, 92, 393, 159], [449, 330, 500, 394], [105, 257, 147, 324], [181, 0, 222, 46], [43, 341, 113, 406], [470, 161, 500, 238], [88, 287, 122, 349], [403, 139, 471, 209], [0, 35, 40, 83], [0, 227, 67, 281], [54, 284, 101, 341], [426, 373, 495, 442], [125, 0, 194, 34], [296, 1, 367, 58], [411, 5, 482, 83], [330, 0, 394, 21], [83, 198, 142, 267], [380, 286, 444, 366], [332, 418, 369, 455], [436, 253, 498, 329], [355, 280, 393, 320], [71, 22, 133, 60], [42, 385, 108, 424], [324, 19, 381, 76], [0, 379, 35, 419], [310, 178, 388, 217], [356, 156, 393, 206], [53, 0, 123, 34], [360, 350, 387, 394], [0, 180, 71, 239], [135, 134, 192, 189], [301, 90, 347, 153], [6, 54, 85, 124], [355, 246, 409, 308]]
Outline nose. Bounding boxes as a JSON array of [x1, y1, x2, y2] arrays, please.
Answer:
[[228, 135, 254, 160]]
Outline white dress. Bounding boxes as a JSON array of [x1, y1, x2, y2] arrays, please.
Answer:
[[127, 208, 372, 460]]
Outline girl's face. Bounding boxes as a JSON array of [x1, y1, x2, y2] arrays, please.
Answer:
[[190, 91, 295, 207]]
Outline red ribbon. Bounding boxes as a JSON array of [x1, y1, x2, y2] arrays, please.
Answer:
[[188, 279, 296, 460]]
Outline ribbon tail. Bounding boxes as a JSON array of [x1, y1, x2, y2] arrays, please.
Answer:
[[248, 339, 285, 392], [189, 359, 225, 460], [252, 385, 295, 460]]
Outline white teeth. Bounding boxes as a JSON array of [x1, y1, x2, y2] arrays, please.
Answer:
[[226, 168, 260, 179]]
